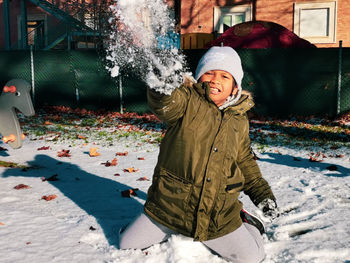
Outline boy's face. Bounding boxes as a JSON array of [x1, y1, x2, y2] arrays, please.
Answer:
[[199, 70, 237, 107]]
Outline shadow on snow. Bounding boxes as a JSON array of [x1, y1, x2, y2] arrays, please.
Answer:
[[1, 154, 147, 247], [258, 152, 350, 177]]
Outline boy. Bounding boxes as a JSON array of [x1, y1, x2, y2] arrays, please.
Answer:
[[119, 46, 278, 262]]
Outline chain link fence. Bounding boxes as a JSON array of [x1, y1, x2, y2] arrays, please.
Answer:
[[0, 48, 349, 116]]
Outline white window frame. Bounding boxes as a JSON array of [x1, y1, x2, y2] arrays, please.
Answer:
[[293, 1, 337, 44], [214, 5, 252, 33]]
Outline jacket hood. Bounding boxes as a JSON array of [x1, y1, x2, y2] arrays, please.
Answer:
[[225, 90, 254, 114]]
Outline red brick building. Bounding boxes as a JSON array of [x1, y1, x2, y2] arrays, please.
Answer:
[[1, 0, 348, 50], [180, 0, 349, 48], [0, 0, 109, 50]]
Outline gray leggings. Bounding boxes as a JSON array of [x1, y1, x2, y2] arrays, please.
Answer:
[[119, 213, 265, 263]]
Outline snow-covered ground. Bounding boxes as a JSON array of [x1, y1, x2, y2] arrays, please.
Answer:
[[1, 113, 349, 263]]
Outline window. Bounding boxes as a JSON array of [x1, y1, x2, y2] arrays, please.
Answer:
[[214, 5, 252, 33], [18, 14, 47, 49], [294, 1, 336, 43], [27, 20, 45, 48]]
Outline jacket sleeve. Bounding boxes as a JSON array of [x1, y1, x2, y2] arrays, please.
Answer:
[[147, 85, 191, 126], [237, 118, 276, 206]]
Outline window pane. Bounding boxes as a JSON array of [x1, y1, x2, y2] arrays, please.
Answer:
[[300, 8, 329, 37], [234, 14, 245, 25], [223, 15, 232, 27]]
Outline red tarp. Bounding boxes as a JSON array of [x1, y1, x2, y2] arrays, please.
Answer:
[[205, 21, 316, 49]]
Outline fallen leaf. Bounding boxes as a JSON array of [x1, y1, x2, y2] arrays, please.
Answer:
[[326, 165, 338, 171], [111, 158, 118, 165], [114, 173, 120, 176], [116, 151, 128, 156], [89, 226, 96, 231], [89, 148, 101, 157], [123, 167, 139, 173], [57, 149, 71, 157], [0, 222, 4, 226], [137, 157, 145, 160], [0, 160, 19, 168], [41, 194, 57, 201], [308, 152, 324, 162], [37, 146, 50, 151], [121, 188, 139, 197], [26, 242, 31, 245], [137, 176, 150, 181], [77, 135, 87, 139], [41, 174, 59, 182], [14, 184, 31, 190], [309, 156, 321, 162], [101, 158, 118, 167]]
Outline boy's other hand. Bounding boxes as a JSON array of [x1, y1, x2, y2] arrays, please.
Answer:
[[258, 198, 279, 221]]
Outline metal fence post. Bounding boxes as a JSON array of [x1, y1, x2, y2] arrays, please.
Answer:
[[337, 40, 343, 115], [119, 75, 124, 114], [30, 45, 35, 106]]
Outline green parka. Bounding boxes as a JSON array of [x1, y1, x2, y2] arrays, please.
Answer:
[[144, 82, 275, 241]]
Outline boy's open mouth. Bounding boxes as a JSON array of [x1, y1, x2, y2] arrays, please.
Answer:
[[210, 86, 221, 94]]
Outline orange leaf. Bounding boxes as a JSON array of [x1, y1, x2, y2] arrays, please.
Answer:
[[101, 158, 118, 167], [14, 184, 31, 190], [41, 194, 57, 201], [77, 135, 86, 139], [89, 148, 100, 157], [110, 158, 118, 166], [137, 157, 145, 160], [3, 134, 16, 143], [123, 167, 139, 173], [0, 222, 4, 226]]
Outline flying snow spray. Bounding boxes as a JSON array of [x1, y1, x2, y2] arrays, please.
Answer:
[[105, 0, 189, 95]]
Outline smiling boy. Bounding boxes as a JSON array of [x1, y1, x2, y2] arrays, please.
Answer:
[[119, 46, 278, 263]]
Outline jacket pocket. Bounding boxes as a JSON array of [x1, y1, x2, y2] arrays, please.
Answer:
[[226, 163, 244, 194], [225, 182, 243, 192], [152, 168, 192, 216]]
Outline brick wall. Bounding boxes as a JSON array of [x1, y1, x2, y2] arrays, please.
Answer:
[[0, 2, 47, 49], [180, 0, 349, 48]]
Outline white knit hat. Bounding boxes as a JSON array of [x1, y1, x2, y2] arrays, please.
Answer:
[[195, 46, 244, 108]]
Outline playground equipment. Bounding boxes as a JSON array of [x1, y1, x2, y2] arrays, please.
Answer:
[[0, 79, 35, 149]]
